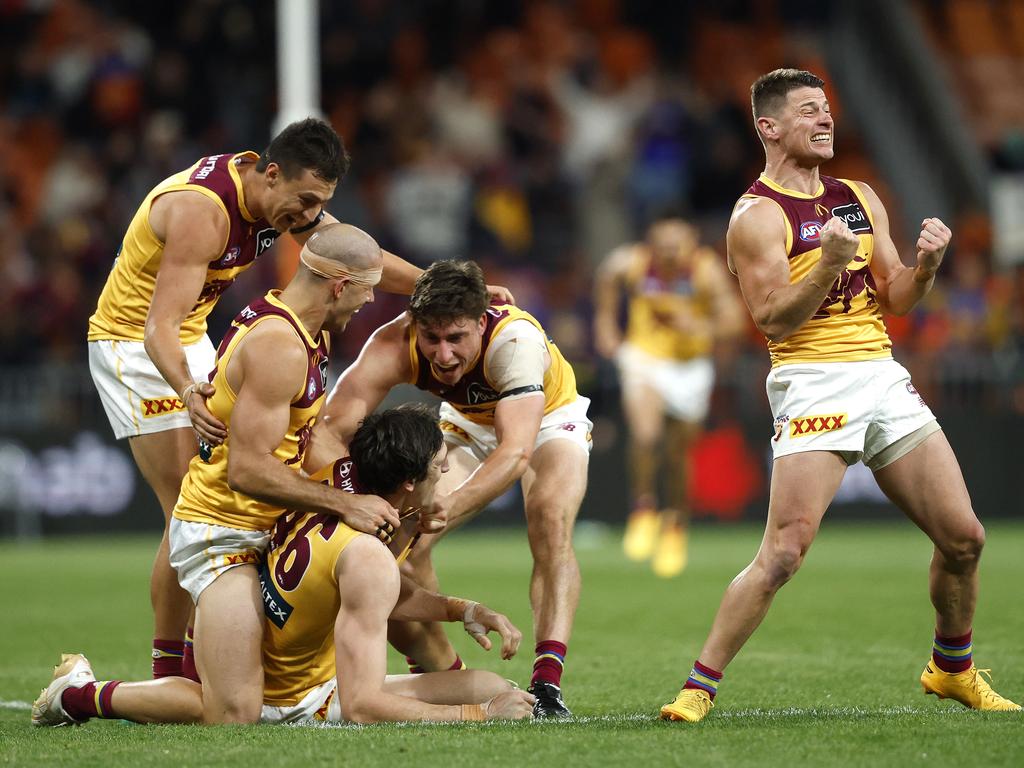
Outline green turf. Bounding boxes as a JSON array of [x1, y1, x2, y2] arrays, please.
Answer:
[[1, 522, 1022, 767]]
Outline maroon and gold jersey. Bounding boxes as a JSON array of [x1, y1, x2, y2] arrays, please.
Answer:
[[408, 305, 578, 426], [740, 174, 892, 366], [88, 152, 279, 344], [261, 458, 362, 706], [173, 291, 330, 532]]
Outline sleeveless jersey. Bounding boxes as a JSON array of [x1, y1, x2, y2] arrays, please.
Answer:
[[624, 248, 716, 361], [741, 174, 892, 366], [173, 291, 330, 532], [261, 458, 363, 706], [409, 305, 578, 426], [88, 152, 280, 344]]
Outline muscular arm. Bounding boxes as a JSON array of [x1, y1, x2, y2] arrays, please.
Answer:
[[447, 393, 545, 519], [702, 252, 746, 341], [391, 573, 522, 659], [334, 537, 464, 723], [861, 183, 951, 317], [145, 191, 230, 441], [592, 246, 633, 359], [727, 196, 852, 342], [226, 323, 399, 528]]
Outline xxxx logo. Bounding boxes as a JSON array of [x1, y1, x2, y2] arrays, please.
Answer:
[[789, 413, 847, 438], [223, 552, 259, 566], [141, 397, 186, 417]]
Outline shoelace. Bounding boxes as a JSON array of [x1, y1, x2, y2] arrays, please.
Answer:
[[970, 668, 1004, 703]]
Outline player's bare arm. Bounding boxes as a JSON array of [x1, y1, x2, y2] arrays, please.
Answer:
[[701, 252, 746, 341], [225, 321, 400, 532], [592, 245, 634, 359], [316, 314, 413, 450], [390, 572, 523, 659], [728, 195, 855, 342], [144, 191, 230, 444], [335, 537, 532, 722], [438, 393, 545, 523], [858, 182, 951, 316]]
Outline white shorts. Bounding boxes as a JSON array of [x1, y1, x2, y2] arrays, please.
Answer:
[[616, 343, 714, 423], [766, 358, 938, 467], [168, 517, 270, 603], [262, 680, 341, 724], [88, 337, 216, 440], [438, 396, 593, 462]]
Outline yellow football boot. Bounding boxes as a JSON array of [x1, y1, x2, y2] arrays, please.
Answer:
[[652, 523, 688, 578], [623, 508, 660, 562], [660, 688, 714, 722], [921, 662, 1021, 711]]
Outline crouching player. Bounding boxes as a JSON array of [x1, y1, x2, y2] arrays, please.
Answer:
[[32, 406, 534, 725]]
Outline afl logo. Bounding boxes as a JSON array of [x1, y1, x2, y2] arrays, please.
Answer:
[[799, 221, 822, 241]]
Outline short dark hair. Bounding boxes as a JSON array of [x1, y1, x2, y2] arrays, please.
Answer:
[[751, 69, 825, 119], [408, 260, 490, 326], [256, 117, 350, 182], [349, 404, 443, 497]]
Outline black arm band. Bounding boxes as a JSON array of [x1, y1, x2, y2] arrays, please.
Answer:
[[289, 208, 325, 234], [498, 384, 544, 399]]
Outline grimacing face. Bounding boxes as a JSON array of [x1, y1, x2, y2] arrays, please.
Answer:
[[325, 280, 376, 333], [264, 165, 336, 232], [763, 86, 833, 165], [416, 315, 487, 387]]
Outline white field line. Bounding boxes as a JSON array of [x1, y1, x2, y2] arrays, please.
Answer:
[[0, 699, 32, 711]]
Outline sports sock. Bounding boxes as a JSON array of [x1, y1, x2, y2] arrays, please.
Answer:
[[531, 641, 567, 687], [61, 681, 121, 721], [448, 655, 466, 671], [151, 639, 183, 678], [182, 626, 200, 683], [932, 630, 973, 673], [683, 660, 723, 699]]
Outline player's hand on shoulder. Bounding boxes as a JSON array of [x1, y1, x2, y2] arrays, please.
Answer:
[[819, 216, 860, 272], [334, 492, 401, 540], [484, 690, 536, 720], [486, 284, 515, 306], [916, 217, 951, 274], [463, 602, 523, 659], [185, 382, 227, 445]]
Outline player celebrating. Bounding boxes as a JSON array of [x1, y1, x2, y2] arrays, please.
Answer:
[[594, 212, 743, 576], [32, 407, 534, 726], [315, 260, 591, 718], [660, 69, 1019, 723]]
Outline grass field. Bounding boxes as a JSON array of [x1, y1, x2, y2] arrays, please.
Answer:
[[0, 522, 1022, 767]]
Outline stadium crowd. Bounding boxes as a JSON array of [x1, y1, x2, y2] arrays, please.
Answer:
[[2, 0, 1024, 413]]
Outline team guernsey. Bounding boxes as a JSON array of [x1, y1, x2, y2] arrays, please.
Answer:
[[742, 174, 892, 366], [260, 458, 362, 708], [173, 291, 330, 532], [408, 305, 578, 426], [624, 249, 715, 362], [88, 152, 279, 344]]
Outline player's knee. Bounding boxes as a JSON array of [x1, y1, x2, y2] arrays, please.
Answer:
[[526, 511, 574, 560], [204, 690, 262, 724], [938, 519, 985, 569], [760, 543, 806, 589]]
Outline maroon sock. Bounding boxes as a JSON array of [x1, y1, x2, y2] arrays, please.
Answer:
[[61, 681, 121, 721], [181, 626, 200, 683], [933, 630, 973, 673], [531, 641, 567, 687], [152, 639, 184, 678], [405, 656, 427, 674], [448, 654, 466, 671], [683, 660, 723, 699]]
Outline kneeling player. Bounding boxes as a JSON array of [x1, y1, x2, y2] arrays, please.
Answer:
[[32, 406, 534, 725]]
